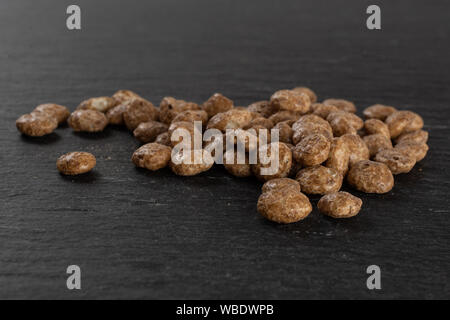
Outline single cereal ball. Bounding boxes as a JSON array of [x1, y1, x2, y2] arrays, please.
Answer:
[[202, 93, 234, 118], [247, 101, 277, 118], [172, 109, 209, 126], [292, 114, 331, 131], [292, 114, 333, 144], [33, 103, 70, 124], [252, 142, 292, 181], [311, 103, 339, 119], [159, 97, 201, 125], [364, 119, 390, 139], [56, 152, 96, 175], [395, 141, 429, 162], [374, 149, 416, 174], [170, 149, 214, 176], [155, 131, 171, 146], [206, 109, 253, 132], [292, 86, 317, 103], [132, 143, 172, 171], [327, 111, 364, 137], [168, 121, 199, 148], [261, 178, 301, 193], [395, 130, 428, 145], [68, 109, 108, 132], [318, 192, 362, 218], [347, 160, 394, 194], [112, 89, 142, 104], [323, 98, 357, 113], [77, 96, 117, 113], [257, 189, 312, 224], [273, 120, 294, 144], [244, 116, 274, 130], [293, 134, 331, 166], [340, 134, 370, 166], [223, 149, 252, 177], [268, 110, 302, 124], [363, 104, 397, 120], [133, 121, 168, 143], [296, 165, 343, 195], [326, 137, 350, 176], [385, 110, 424, 138], [270, 90, 311, 114], [363, 133, 393, 157], [123, 98, 159, 130], [106, 103, 127, 125], [16, 113, 58, 137]]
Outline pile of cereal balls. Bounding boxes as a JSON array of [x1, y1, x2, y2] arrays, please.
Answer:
[[16, 87, 429, 224]]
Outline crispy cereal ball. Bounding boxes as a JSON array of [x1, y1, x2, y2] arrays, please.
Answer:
[[311, 103, 339, 119], [326, 137, 350, 176], [270, 90, 311, 114], [395, 130, 428, 145], [131, 143, 172, 171], [374, 149, 416, 174], [172, 109, 209, 126], [318, 192, 362, 218], [293, 134, 331, 166], [292, 114, 331, 131], [340, 134, 370, 166], [323, 98, 357, 113], [106, 103, 127, 125], [395, 141, 429, 162], [16, 113, 58, 137], [385, 110, 424, 138], [168, 121, 199, 148], [268, 110, 302, 124], [364, 119, 390, 139], [244, 116, 274, 130], [33, 103, 70, 124], [327, 111, 364, 136], [56, 152, 96, 175], [252, 142, 292, 181], [133, 121, 168, 143], [112, 89, 142, 104], [155, 131, 171, 146], [292, 114, 333, 144], [295, 165, 343, 195], [292, 86, 317, 103], [170, 149, 214, 176], [68, 109, 108, 132], [273, 120, 294, 144], [202, 93, 234, 118], [363, 104, 397, 120], [363, 134, 393, 157], [347, 160, 394, 194], [159, 97, 201, 125], [261, 178, 301, 193], [77, 96, 117, 113], [123, 98, 159, 130], [257, 188, 312, 224], [206, 109, 253, 132], [247, 101, 277, 118], [223, 149, 252, 177]]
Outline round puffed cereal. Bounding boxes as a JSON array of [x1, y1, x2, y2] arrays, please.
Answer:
[[16, 113, 58, 137], [364, 119, 390, 139], [268, 110, 302, 124], [311, 103, 339, 119], [33, 103, 70, 124], [159, 97, 201, 125], [394, 141, 429, 162], [123, 98, 159, 130], [347, 160, 394, 194], [363, 133, 393, 158], [257, 189, 312, 224], [261, 178, 301, 193], [318, 192, 362, 218], [244, 116, 274, 130], [206, 109, 253, 132], [170, 149, 214, 176], [133, 121, 168, 143], [247, 101, 277, 118], [326, 137, 350, 176], [292, 86, 317, 103], [323, 99, 357, 113], [295, 165, 343, 195], [155, 131, 171, 146], [273, 120, 294, 144], [56, 152, 96, 175], [363, 104, 397, 120], [374, 148, 416, 174], [292, 114, 331, 132], [223, 149, 252, 177], [395, 130, 428, 145], [77, 96, 117, 113], [326, 111, 364, 136], [168, 121, 199, 148], [293, 134, 331, 166], [202, 93, 234, 118], [270, 90, 311, 114], [68, 109, 108, 132], [385, 110, 424, 138], [112, 90, 142, 104], [340, 134, 370, 166], [132, 143, 172, 171], [251, 142, 292, 181], [106, 103, 127, 125], [172, 109, 209, 126]]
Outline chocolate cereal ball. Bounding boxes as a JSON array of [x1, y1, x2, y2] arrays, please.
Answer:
[[347, 160, 394, 194]]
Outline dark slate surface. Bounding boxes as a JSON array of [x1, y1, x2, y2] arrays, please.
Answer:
[[0, 0, 449, 299]]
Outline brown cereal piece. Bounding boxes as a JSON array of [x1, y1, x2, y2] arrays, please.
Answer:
[[247, 101, 277, 118], [325, 137, 350, 176], [202, 93, 234, 118], [293, 134, 331, 166], [168, 121, 199, 148], [261, 177, 301, 193], [273, 120, 294, 144], [33, 103, 70, 124], [292, 122, 333, 145], [77, 96, 117, 113], [159, 97, 201, 125], [16, 113, 58, 137], [363, 104, 397, 120], [340, 134, 370, 166], [364, 119, 390, 139], [244, 116, 274, 129], [296, 165, 343, 195], [155, 131, 171, 146], [223, 149, 252, 177], [385, 110, 424, 138], [292, 114, 331, 131], [292, 86, 317, 103], [395, 130, 428, 145], [374, 148, 416, 174], [172, 109, 209, 126], [323, 98, 357, 113], [245, 125, 271, 150], [270, 90, 311, 114], [131, 143, 171, 171], [112, 90, 142, 104], [311, 103, 339, 119], [326, 111, 364, 136], [318, 192, 362, 218], [347, 160, 394, 194], [106, 103, 127, 125], [170, 149, 214, 176], [68, 109, 108, 132], [257, 189, 312, 224], [394, 141, 429, 162], [268, 110, 302, 124], [133, 121, 168, 143], [251, 142, 292, 181], [206, 109, 253, 132], [56, 152, 96, 175], [123, 98, 159, 130], [363, 134, 393, 158]]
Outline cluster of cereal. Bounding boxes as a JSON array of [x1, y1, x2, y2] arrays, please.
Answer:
[[16, 87, 428, 224]]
